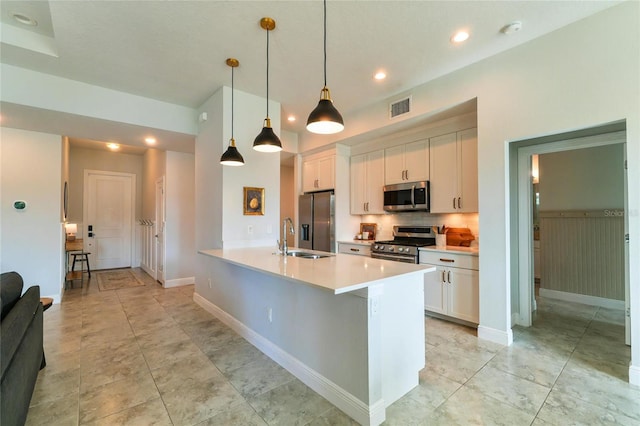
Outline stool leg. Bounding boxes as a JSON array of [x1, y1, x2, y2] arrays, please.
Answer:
[[85, 254, 91, 277], [71, 255, 76, 272]]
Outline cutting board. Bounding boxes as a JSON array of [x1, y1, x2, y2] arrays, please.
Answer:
[[445, 227, 475, 247]]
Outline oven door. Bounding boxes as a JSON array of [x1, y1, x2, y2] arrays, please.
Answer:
[[371, 252, 418, 264]]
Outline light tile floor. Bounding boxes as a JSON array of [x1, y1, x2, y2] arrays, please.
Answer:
[[26, 269, 639, 425]]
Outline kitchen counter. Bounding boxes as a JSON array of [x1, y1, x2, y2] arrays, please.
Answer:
[[196, 246, 435, 425], [199, 247, 432, 294], [419, 245, 479, 256]]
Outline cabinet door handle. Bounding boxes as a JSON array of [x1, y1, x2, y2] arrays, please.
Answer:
[[350, 248, 360, 252], [453, 197, 456, 209], [405, 170, 409, 180], [366, 202, 369, 212], [440, 258, 455, 263], [442, 270, 446, 283], [447, 271, 451, 283], [458, 197, 462, 209]]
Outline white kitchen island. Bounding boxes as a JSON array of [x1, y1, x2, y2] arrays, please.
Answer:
[[196, 247, 435, 426]]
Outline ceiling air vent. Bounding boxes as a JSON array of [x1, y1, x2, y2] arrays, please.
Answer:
[[389, 96, 411, 119]]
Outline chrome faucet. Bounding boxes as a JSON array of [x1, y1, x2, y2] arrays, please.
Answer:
[[278, 217, 295, 255]]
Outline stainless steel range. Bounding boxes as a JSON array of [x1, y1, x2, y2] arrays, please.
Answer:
[[371, 226, 436, 263]]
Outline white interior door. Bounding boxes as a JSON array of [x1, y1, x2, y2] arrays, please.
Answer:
[[84, 170, 134, 270], [155, 177, 165, 284]]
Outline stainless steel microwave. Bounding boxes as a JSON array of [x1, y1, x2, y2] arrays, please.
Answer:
[[383, 181, 430, 212]]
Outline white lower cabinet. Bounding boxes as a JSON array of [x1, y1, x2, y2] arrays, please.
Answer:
[[420, 250, 479, 324]]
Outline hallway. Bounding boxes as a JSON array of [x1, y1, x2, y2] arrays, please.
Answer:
[[26, 269, 639, 425]]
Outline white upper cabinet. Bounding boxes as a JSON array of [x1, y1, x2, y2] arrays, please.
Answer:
[[350, 149, 385, 214], [303, 154, 335, 192], [429, 128, 478, 213], [384, 139, 429, 185]]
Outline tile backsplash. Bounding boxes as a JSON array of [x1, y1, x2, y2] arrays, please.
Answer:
[[360, 212, 479, 247]]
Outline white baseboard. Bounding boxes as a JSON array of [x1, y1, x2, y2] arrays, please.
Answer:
[[630, 364, 640, 387], [539, 288, 625, 310], [140, 263, 154, 278], [163, 276, 195, 288], [478, 325, 513, 346], [193, 292, 384, 426]]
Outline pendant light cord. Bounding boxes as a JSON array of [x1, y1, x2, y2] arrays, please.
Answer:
[[231, 65, 234, 140], [266, 27, 270, 118], [323, 0, 327, 88]]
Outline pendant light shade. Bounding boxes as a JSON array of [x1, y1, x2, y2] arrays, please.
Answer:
[[220, 58, 244, 166], [254, 17, 282, 153], [306, 0, 344, 134], [220, 139, 244, 166], [307, 87, 344, 134]]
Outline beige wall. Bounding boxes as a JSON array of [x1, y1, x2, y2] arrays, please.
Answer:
[[280, 165, 295, 247], [539, 144, 624, 211], [165, 151, 196, 281], [142, 149, 166, 219], [68, 147, 144, 223], [1, 127, 63, 299]]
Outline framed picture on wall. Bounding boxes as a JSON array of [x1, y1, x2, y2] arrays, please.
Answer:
[[243, 187, 265, 215], [360, 223, 377, 240]]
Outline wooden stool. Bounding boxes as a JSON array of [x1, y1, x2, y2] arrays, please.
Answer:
[[70, 252, 91, 277], [40, 297, 53, 311]]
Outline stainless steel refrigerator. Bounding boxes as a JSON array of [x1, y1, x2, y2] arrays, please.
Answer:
[[298, 191, 335, 253]]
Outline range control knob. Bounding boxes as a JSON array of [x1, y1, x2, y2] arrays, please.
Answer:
[[398, 247, 404, 252], [378, 245, 384, 250], [388, 247, 394, 252]]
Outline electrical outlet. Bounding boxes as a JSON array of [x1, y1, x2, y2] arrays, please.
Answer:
[[268, 307, 273, 323], [247, 225, 254, 235]]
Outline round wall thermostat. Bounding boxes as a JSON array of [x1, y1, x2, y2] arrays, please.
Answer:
[[13, 200, 27, 210]]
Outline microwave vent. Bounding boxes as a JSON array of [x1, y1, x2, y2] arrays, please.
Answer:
[[389, 96, 411, 118]]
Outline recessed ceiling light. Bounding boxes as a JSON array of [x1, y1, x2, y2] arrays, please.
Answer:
[[287, 115, 296, 122], [12, 12, 38, 26], [144, 137, 156, 145], [451, 30, 469, 43], [374, 71, 386, 81], [501, 21, 522, 35], [106, 143, 120, 150]]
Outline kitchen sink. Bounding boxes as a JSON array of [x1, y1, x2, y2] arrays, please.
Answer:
[[285, 250, 333, 259]]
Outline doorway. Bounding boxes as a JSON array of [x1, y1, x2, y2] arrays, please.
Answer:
[[511, 125, 629, 343], [155, 177, 165, 284], [83, 170, 136, 270]]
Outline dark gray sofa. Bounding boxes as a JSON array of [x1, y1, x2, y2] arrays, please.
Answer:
[[1, 272, 44, 426]]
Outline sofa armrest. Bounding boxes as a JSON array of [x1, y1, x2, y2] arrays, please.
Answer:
[[0, 286, 41, 382]]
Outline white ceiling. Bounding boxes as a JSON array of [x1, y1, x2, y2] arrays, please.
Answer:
[[0, 0, 621, 153]]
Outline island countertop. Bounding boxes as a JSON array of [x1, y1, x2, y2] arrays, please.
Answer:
[[199, 247, 435, 295]]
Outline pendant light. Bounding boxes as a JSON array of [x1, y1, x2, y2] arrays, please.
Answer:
[[306, 0, 344, 134], [253, 17, 282, 152], [220, 58, 245, 166]]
